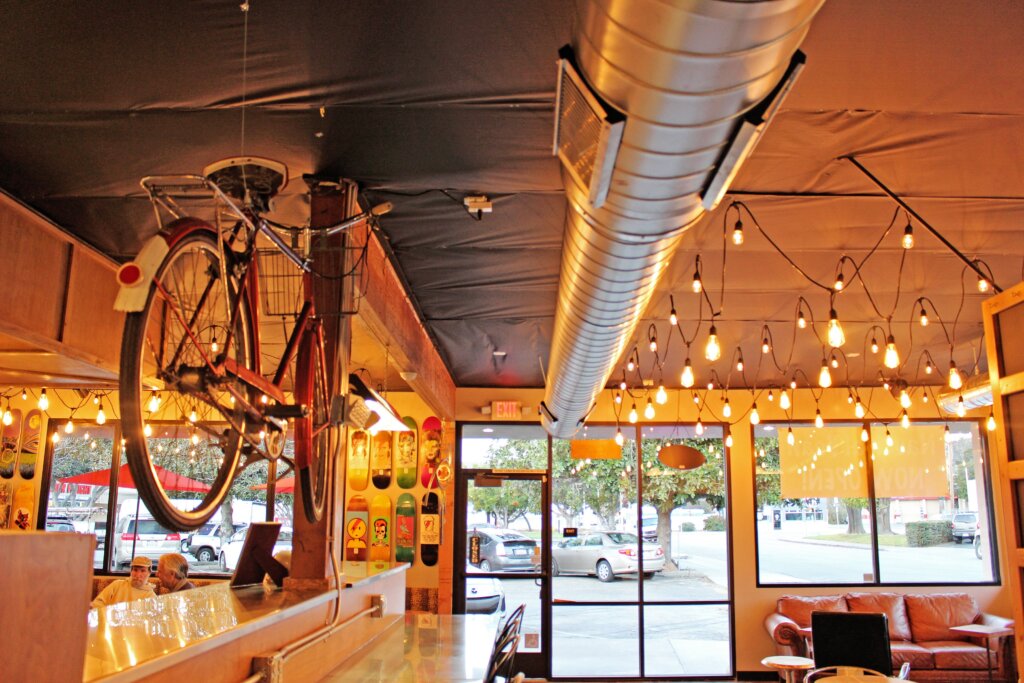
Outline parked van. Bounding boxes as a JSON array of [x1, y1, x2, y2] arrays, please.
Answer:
[[111, 516, 181, 568]]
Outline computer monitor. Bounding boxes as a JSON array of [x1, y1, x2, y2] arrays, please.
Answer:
[[811, 611, 893, 675], [229, 522, 289, 588]]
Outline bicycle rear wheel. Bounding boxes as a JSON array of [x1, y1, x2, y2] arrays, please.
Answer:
[[120, 220, 254, 530], [295, 326, 338, 522]]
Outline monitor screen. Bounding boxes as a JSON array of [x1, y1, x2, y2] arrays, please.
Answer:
[[230, 522, 289, 588], [811, 611, 892, 675]]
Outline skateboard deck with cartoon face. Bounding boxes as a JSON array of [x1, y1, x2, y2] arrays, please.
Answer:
[[420, 491, 440, 567], [344, 495, 369, 577], [369, 493, 392, 574], [348, 429, 369, 491], [16, 409, 41, 480], [420, 416, 442, 489], [0, 408, 21, 479], [371, 431, 392, 489], [396, 417, 418, 489], [395, 493, 416, 564]]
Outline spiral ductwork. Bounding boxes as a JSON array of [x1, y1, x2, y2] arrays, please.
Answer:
[[541, 0, 825, 437]]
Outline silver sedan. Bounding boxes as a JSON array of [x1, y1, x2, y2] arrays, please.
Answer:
[[551, 531, 665, 582]]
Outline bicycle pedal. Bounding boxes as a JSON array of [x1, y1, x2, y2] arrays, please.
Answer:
[[264, 403, 308, 419]]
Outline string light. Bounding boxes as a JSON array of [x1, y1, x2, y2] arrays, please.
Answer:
[[148, 392, 161, 413], [669, 306, 678, 326], [648, 331, 658, 353], [987, 411, 997, 431], [51, 432, 60, 444], [655, 384, 668, 405], [830, 356, 839, 369], [96, 402, 107, 426], [628, 403, 638, 424], [615, 428, 624, 446], [189, 408, 198, 423], [681, 359, 695, 388], [20, 389, 27, 401], [211, 336, 219, 353], [883, 335, 900, 369], [870, 337, 879, 354], [695, 419, 704, 436], [644, 399, 655, 420], [885, 428, 894, 447], [861, 425, 869, 442], [944, 425, 952, 442], [919, 307, 929, 327], [925, 359, 933, 375], [1, 409, 11, 426], [614, 391, 622, 405], [191, 433, 200, 446], [143, 423, 152, 437], [977, 276, 990, 293], [725, 431, 734, 448], [901, 411, 911, 429], [902, 223, 914, 249], [732, 219, 744, 246], [722, 398, 732, 418], [833, 273, 845, 291], [899, 390, 912, 409], [38, 388, 49, 411], [818, 359, 832, 388], [750, 403, 760, 425], [787, 428, 795, 446], [779, 390, 791, 411], [827, 309, 845, 348], [955, 395, 966, 418], [620, 379, 627, 391], [64, 420, 74, 434], [762, 337, 771, 354], [627, 356, 636, 373], [855, 399, 865, 419], [797, 310, 807, 329], [814, 409, 824, 429], [768, 389, 774, 402], [948, 361, 963, 390], [692, 269, 702, 293], [705, 325, 721, 362], [736, 351, 745, 372]]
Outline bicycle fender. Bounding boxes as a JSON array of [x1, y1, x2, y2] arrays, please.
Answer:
[[113, 233, 170, 312]]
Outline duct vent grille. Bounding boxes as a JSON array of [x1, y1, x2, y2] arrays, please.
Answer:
[[553, 48, 624, 209]]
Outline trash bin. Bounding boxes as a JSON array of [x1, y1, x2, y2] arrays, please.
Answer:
[[773, 510, 782, 529]]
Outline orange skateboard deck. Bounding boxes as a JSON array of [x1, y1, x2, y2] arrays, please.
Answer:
[[348, 429, 369, 491], [371, 431, 392, 489], [369, 493, 391, 575], [344, 495, 369, 577], [0, 408, 21, 479]]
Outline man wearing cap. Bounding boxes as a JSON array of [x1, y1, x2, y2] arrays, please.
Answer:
[[156, 553, 195, 595], [91, 556, 156, 608]]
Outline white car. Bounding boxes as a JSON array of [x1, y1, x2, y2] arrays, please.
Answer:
[[186, 522, 247, 563], [465, 565, 506, 614], [219, 526, 292, 572], [552, 531, 665, 582]]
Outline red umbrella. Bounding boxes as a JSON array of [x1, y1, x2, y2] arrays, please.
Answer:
[[60, 463, 211, 493], [251, 476, 295, 494]]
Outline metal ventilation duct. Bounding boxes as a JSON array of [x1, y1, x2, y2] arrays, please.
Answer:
[[937, 374, 994, 414], [541, 0, 824, 438]]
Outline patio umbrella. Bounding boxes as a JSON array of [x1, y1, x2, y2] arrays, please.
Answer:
[[251, 476, 295, 494], [60, 463, 211, 493]]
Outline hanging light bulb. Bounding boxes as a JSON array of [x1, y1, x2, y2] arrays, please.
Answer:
[[148, 391, 161, 413], [883, 335, 900, 369], [977, 276, 990, 293], [707, 380, 715, 391], [655, 384, 667, 405], [736, 351, 744, 372], [722, 398, 732, 418], [644, 399, 655, 420], [189, 408, 198, 423], [191, 433, 200, 446], [627, 356, 636, 373], [847, 391, 855, 405], [695, 419, 704, 436], [725, 432, 734, 448], [1, 409, 11, 426], [750, 403, 760, 425], [815, 409, 824, 429], [944, 425, 952, 442], [870, 337, 879, 354], [861, 425, 869, 442], [827, 309, 845, 348], [620, 379, 628, 391], [96, 404, 107, 426], [987, 411, 997, 432], [900, 390, 912, 409], [955, 395, 966, 418], [922, 392, 930, 404], [779, 390, 791, 411], [768, 389, 775, 402], [919, 307, 929, 327], [38, 388, 49, 411], [902, 223, 915, 249], [614, 391, 622, 405], [790, 377, 798, 390], [885, 429, 894, 447], [855, 399, 866, 419], [143, 423, 152, 437], [628, 403, 638, 424], [818, 359, 832, 388], [692, 392, 700, 405], [681, 359, 695, 388], [615, 428, 625, 446], [787, 427, 795, 446], [669, 306, 678, 326], [948, 361, 963, 390], [797, 310, 807, 329], [925, 359, 934, 375], [901, 411, 911, 429], [834, 272, 845, 291], [64, 419, 74, 434], [649, 332, 658, 353], [705, 325, 721, 362], [831, 356, 839, 369], [732, 219, 744, 245], [762, 337, 771, 354], [51, 431, 60, 444], [211, 335, 219, 353], [692, 270, 702, 293]]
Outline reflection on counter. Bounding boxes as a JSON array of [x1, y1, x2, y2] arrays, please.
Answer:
[[84, 583, 325, 680]]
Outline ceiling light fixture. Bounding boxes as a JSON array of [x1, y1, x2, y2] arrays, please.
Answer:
[[732, 219, 744, 246], [827, 309, 845, 348], [883, 335, 900, 369], [948, 361, 963, 390], [681, 358, 695, 388], [705, 325, 721, 362], [902, 223, 915, 249], [348, 373, 409, 434]]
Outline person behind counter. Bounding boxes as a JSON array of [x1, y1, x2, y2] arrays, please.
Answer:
[[91, 556, 156, 608], [156, 553, 195, 595]]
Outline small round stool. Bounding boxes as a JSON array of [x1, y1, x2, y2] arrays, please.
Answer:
[[762, 655, 814, 683]]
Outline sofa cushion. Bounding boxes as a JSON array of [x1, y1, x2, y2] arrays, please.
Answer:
[[777, 595, 847, 628], [920, 641, 991, 670], [847, 592, 913, 641], [905, 593, 980, 642], [890, 640, 935, 670]]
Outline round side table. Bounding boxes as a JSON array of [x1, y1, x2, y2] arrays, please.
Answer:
[[762, 655, 815, 683]]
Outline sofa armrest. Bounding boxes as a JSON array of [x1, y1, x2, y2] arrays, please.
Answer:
[[765, 612, 802, 648], [978, 612, 1013, 631]]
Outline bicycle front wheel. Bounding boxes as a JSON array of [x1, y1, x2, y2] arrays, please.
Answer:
[[120, 220, 254, 530], [295, 327, 338, 522]]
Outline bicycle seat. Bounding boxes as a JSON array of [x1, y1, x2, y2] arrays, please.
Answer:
[[203, 156, 288, 211]]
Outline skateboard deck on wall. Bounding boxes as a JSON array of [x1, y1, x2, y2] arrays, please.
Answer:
[[348, 429, 369, 491], [395, 493, 416, 564], [9, 482, 34, 530], [16, 409, 41, 480], [0, 482, 13, 527], [371, 431, 392, 489], [0, 408, 21, 479], [344, 495, 369, 577], [396, 417, 418, 489], [420, 491, 440, 567], [420, 416, 442, 489], [369, 494, 391, 575]]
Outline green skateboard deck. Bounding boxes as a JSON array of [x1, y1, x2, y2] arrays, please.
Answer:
[[344, 495, 369, 577], [0, 408, 21, 479], [420, 491, 440, 567], [348, 429, 369, 491], [371, 431, 392, 489], [396, 417, 418, 489], [369, 493, 391, 575], [420, 416, 442, 489], [395, 493, 416, 564]]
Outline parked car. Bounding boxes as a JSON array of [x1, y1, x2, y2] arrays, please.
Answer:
[[44, 516, 75, 532], [219, 526, 292, 572], [187, 522, 247, 563], [467, 527, 538, 572], [112, 516, 182, 568], [551, 531, 665, 582], [952, 512, 978, 543], [94, 521, 107, 550], [465, 565, 506, 614]]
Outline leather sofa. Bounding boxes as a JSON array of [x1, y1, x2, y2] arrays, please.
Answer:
[[764, 592, 1016, 682]]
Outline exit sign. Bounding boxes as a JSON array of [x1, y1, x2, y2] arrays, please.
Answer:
[[491, 401, 522, 420]]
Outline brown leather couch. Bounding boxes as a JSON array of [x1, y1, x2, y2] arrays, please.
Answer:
[[764, 592, 1016, 682]]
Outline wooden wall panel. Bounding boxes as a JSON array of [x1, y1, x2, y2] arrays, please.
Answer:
[[61, 246, 123, 373]]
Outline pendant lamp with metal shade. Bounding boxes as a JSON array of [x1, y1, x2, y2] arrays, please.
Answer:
[[657, 443, 706, 471]]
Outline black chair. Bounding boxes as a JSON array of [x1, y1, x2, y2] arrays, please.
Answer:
[[485, 631, 519, 683], [807, 611, 911, 680]]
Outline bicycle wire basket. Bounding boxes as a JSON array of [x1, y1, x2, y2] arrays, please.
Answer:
[[256, 230, 363, 319]]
